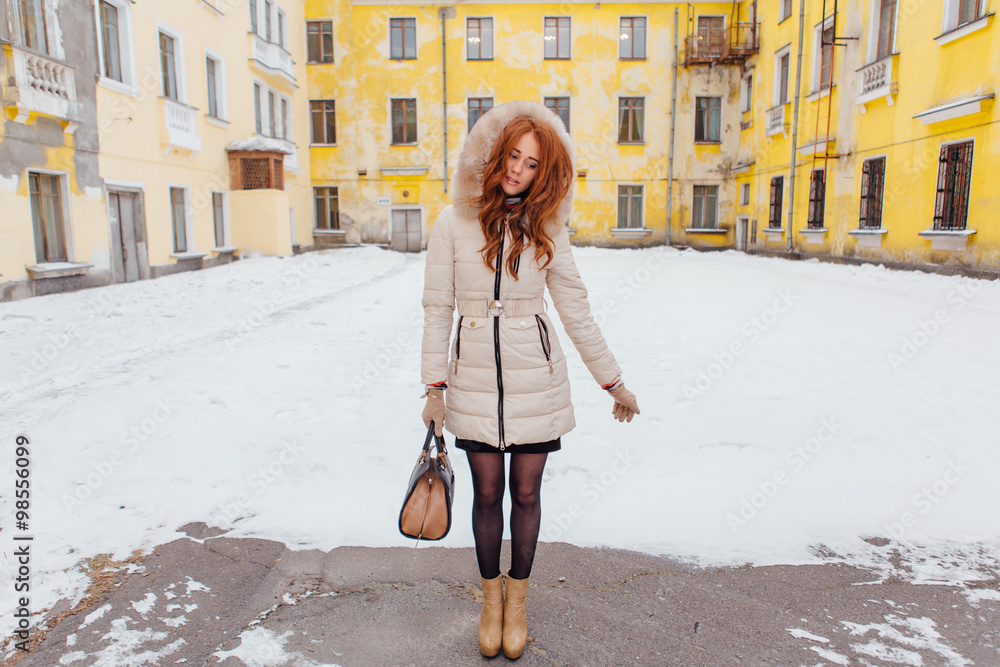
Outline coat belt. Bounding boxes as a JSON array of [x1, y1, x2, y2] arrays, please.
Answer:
[[456, 298, 547, 317]]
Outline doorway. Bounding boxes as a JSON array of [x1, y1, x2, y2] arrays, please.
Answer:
[[108, 189, 149, 282], [737, 216, 750, 252], [391, 209, 422, 252]]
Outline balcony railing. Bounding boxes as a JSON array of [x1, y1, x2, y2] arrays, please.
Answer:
[[683, 22, 760, 67], [856, 55, 897, 108], [251, 33, 295, 82], [163, 98, 202, 153], [765, 105, 786, 137], [2, 42, 80, 132]]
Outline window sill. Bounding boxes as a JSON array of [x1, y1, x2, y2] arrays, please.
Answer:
[[694, 140, 722, 145], [848, 228, 888, 235], [380, 166, 429, 176], [610, 227, 653, 238], [310, 143, 338, 147], [934, 13, 993, 45], [171, 251, 207, 261], [206, 115, 230, 128], [98, 77, 140, 97], [390, 143, 420, 147], [307, 60, 335, 65], [849, 228, 887, 248], [313, 228, 345, 236], [617, 142, 645, 146], [919, 227, 975, 251], [543, 57, 573, 61], [389, 58, 418, 62], [806, 85, 835, 102], [26, 262, 92, 279], [619, 57, 647, 62], [762, 227, 785, 237], [685, 227, 726, 235], [466, 58, 495, 62], [213, 246, 238, 254]]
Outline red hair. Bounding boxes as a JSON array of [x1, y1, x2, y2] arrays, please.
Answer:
[[473, 117, 572, 278]]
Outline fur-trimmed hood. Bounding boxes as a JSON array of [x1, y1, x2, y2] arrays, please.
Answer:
[[450, 100, 575, 226]]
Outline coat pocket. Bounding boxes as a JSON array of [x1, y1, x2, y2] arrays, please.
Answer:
[[535, 314, 553, 369]]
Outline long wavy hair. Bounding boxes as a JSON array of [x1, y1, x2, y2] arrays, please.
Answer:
[[473, 117, 573, 278]]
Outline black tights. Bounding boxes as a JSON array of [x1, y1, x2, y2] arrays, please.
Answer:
[[466, 451, 548, 581]]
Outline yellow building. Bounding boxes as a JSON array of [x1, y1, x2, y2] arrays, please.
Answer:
[[305, 0, 754, 250], [1, 0, 107, 300], [93, 0, 313, 282], [732, 0, 1000, 273]]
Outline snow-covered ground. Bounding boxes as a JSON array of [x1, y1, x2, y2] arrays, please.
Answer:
[[2, 245, 999, 642]]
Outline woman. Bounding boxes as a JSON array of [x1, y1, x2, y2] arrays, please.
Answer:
[[420, 101, 640, 659]]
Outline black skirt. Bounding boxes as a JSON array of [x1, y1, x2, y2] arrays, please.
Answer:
[[455, 438, 561, 454]]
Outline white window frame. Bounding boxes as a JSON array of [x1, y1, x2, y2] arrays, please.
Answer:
[[277, 6, 287, 49], [253, 81, 263, 134], [810, 15, 836, 95], [465, 16, 494, 60], [211, 190, 231, 251], [941, 0, 988, 33], [204, 47, 228, 123], [773, 45, 791, 107], [11, 0, 63, 59], [27, 168, 74, 265], [280, 94, 291, 141], [156, 20, 188, 103], [739, 71, 754, 113], [741, 182, 751, 206], [778, 0, 793, 22], [94, 0, 138, 95], [865, 0, 899, 63], [618, 15, 648, 60], [617, 184, 645, 229], [168, 185, 194, 257], [692, 184, 720, 229]]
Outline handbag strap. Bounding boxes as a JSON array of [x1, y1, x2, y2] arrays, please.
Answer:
[[423, 421, 448, 459]]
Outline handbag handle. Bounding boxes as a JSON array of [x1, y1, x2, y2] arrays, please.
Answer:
[[423, 421, 448, 458]]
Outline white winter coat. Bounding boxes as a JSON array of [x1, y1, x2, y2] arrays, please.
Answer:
[[421, 101, 621, 450]]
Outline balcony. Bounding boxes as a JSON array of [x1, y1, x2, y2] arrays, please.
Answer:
[[162, 98, 202, 153], [683, 22, 760, 67], [250, 33, 295, 83], [765, 105, 786, 137], [856, 55, 897, 111], [1, 42, 80, 133]]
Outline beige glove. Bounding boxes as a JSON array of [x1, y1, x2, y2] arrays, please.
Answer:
[[609, 385, 640, 423], [422, 389, 446, 436]]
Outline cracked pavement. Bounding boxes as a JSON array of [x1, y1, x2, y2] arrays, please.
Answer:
[[9, 523, 1000, 666]]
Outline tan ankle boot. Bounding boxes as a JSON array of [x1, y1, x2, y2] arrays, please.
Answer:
[[502, 572, 529, 659], [478, 575, 503, 657]]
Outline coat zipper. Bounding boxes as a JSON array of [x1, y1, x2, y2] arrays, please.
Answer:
[[535, 314, 553, 371], [454, 315, 463, 374], [494, 215, 508, 450]]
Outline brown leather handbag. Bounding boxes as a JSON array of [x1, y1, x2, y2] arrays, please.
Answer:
[[399, 422, 455, 542]]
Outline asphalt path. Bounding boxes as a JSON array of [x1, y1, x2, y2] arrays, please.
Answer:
[[9, 524, 999, 666]]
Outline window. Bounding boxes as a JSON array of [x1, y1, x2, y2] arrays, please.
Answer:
[[619, 17, 646, 59], [468, 98, 493, 132], [159, 32, 178, 100], [807, 170, 826, 228], [254, 83, 262, 134], [8, 0, 48, 53], [206, 55, 220, 118], [280, 97, 289, 140], [268, 91, 276, 137], [695, 97, 721, 143], [100, 1, 121, 81], [28, 173, 66, 263], [170, 187, 188, 253], [696, 16, 725, 58], [813, 19, 835, 92], [250, 0, 257, 34], [307, 21, 334, 63], [775, 49, 791, 105], [212, 192, 226, 247], [277, 8, 286, 48], [933, 141, 974, 230], [779, 0, 793, 21], [692, 186, 719, 228], [876, 0, 896, 60], [390, 18, 416, 59], [544, 17, 571, 59], [859, 157, 885, 229], [544, 97, 570, 132], [264, 0, 273, 41], [314, 187, 340, 230], [741, 182, 750, 206], [618, 97, 644, 143], [959, 0, 983, 25], [391, 98, 417, 143], [310, 100, 336, 144], [617, 185, 643, 229], [467, 18, 493, 60], [740, 73, 753, 113], [769, 176, 784, 228]]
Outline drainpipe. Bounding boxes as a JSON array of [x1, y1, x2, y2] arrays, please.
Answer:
[[441, 8, 449, 193], [786, 0, 807, 251], [666, 8, 679, 245]]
